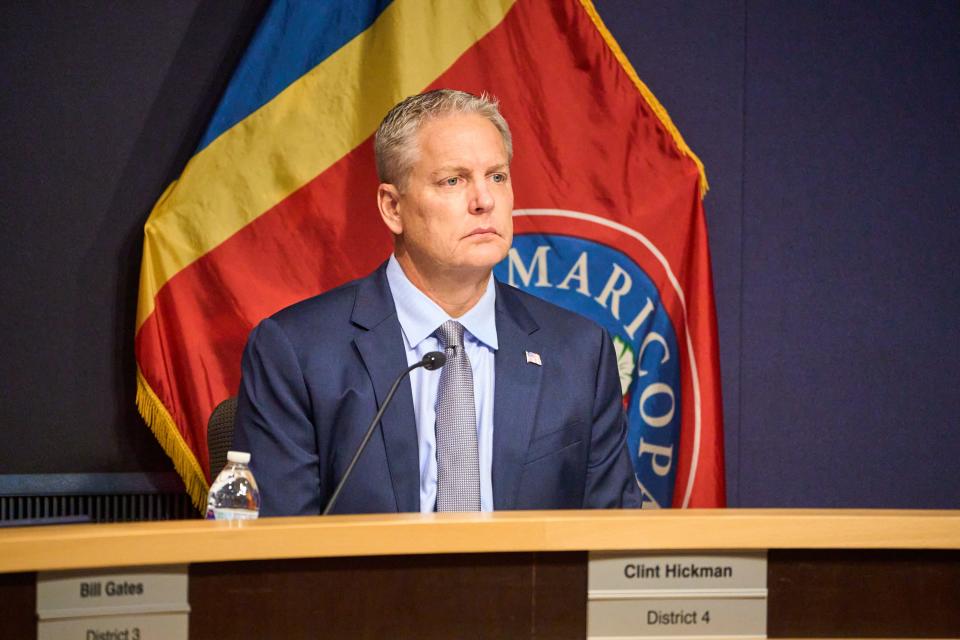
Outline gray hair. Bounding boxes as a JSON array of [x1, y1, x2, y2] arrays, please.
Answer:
[[374, 89, 513, 187]]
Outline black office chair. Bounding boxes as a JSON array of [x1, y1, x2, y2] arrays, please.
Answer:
[[207, 396, 238, 480]]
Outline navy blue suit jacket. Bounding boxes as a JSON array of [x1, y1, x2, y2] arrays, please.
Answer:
[[233, 263, 641, 515]]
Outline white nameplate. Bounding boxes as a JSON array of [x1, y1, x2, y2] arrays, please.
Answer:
[[38, 612, 188, 640], [37, 565, 189, 619], [589, 551, 766, 594], [588, 595, 766, 639]]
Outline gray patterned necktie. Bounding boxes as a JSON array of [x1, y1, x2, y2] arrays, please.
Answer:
[[434, 320, 481, 511]]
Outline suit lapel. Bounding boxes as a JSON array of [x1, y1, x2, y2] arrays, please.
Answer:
[[492, 283, 543, 510], [351, 265, 420, 512]]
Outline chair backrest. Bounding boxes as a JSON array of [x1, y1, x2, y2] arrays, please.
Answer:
[[207, 397, 238, 480]]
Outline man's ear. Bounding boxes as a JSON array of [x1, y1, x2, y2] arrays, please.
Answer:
[[377, 183, 403, 235]]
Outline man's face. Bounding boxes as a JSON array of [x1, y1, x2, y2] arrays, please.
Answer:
[[381, 113, 514, 279]]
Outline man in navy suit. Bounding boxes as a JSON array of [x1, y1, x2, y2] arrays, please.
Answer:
[[234, 89, 641, 515]]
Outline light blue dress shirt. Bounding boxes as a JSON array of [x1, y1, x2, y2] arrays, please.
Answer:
[[385, 255, 497, 512]]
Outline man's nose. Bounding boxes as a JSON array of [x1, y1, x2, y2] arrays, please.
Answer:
[[469, 179, 494, 214]]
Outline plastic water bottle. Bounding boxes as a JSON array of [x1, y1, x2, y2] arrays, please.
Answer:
[[205, 451, 261, 520]]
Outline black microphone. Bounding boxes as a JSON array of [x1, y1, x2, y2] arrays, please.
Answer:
[[322, 351, 446, 515]]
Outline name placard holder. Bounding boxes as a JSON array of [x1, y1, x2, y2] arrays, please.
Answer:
[[36, 565, 189, 640], [588, 551, 767, 639]]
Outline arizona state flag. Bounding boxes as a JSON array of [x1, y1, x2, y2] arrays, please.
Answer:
[[135, 0, 725, 510]]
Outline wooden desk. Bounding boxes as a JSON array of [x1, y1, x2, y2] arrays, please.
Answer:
[[2, 509, 958, 637]]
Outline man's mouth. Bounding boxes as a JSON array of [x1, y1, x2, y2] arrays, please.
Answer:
[[466, 227, 499, 238]]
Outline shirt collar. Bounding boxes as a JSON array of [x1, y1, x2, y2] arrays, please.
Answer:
[[386, 254, 498, 351]]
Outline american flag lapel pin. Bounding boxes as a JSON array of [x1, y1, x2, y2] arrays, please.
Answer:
[[525, 351, 542, 366]]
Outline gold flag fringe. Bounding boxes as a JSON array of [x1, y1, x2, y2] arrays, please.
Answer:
[[579, 0, 709, 198], [136, 367, 209, 512]]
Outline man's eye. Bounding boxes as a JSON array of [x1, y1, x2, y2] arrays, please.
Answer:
[[442, 177, 460, 186], [491, 173, 507, 183]]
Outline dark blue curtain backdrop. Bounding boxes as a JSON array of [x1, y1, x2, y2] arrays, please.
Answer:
[[599, 0, 960, 507], [1, 2, 957, 507]]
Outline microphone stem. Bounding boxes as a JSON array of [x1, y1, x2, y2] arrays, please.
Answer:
[[322, 360, 423, 515]]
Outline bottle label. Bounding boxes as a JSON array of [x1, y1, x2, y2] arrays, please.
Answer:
[[213, 507, 258, 521]]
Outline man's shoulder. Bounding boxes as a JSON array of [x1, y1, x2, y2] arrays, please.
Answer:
[[271, 278, 361, 325], [496, 279, 605, 338], [262, 267, 385, 341]]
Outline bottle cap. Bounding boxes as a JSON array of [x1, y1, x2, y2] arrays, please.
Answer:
[[226, 451, 251, 464]]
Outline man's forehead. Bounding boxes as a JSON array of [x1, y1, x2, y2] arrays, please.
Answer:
[[414, 114, 508, 163], [427, 162, 509, 177]]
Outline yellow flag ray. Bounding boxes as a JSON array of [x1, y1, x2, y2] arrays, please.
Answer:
[[137, 0, 516, 330]]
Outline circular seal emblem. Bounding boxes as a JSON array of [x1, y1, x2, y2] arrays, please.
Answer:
[[494, 209, 702, 508]]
